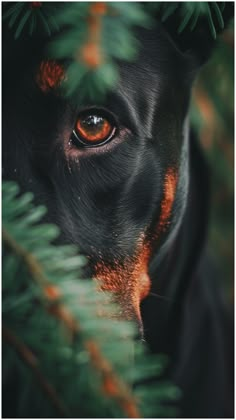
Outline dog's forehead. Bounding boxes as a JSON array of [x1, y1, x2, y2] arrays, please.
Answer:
[[115, 25, 193, 101], [109, 26, 192, 131], [135, 25, 190, 72]]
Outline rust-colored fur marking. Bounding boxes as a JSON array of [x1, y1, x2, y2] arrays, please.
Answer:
[[94, 168, 178, 322], [157, 168, 178, 233], [94, 237, 151, 322], [36, 60, 65, 93]]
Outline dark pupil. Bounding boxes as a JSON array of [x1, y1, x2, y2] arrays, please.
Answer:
[[81, 115, 104, 132]]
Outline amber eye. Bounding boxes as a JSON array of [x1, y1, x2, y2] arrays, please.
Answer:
[[72, 110, 116, 147]]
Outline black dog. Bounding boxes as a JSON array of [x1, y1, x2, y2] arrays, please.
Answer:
[[3, 5, 233, 418]]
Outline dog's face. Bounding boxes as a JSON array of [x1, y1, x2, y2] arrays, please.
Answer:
[[3, 25, 196, 326]]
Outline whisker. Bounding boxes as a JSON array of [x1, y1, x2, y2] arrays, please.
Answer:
[[149, 292, 172, 302]]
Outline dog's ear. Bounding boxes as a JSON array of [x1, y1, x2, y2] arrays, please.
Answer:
[[155, 2, 234, 67]]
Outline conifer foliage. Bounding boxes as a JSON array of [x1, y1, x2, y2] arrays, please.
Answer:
[[2, 181, 179, 418], [3, 2, 227, 101]]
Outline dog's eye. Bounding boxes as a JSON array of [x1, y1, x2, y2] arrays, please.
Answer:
[[72, 110, 116, 147]]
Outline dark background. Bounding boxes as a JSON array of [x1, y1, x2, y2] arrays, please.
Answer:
[[190, 21, 234, 303]]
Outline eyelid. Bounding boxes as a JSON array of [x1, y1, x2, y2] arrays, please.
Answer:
[[65, 126, 131, 158], [75, 106, 119, 126]]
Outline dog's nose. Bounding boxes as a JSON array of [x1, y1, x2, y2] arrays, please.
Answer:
[[132, 305, 146, 342], [78, 260, 145, 335], [92, 256, 151, 342], [136, 318, 145, 341], [107, 291, 146, 342]]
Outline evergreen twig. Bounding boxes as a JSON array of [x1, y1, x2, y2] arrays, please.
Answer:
[[3, 228, 51, 289], [3, 181, 180, 417], [3, 227, 141, 418], [3, 2, 227, 99], [3, 326, 68, 417]]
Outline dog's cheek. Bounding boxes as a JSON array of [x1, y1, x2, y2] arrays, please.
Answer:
[[93, 167, 179, 323]]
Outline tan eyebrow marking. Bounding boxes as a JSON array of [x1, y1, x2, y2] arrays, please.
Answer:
[[36, 60, 66, 93]]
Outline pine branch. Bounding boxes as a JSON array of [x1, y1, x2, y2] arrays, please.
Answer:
[[3, 326, 68, 417], [80, 3, 106, 69], [3, 2, 60, 38], [3, 2, 229, 101], [46, 2, 149, 101], [3, 227, 52, 290], [48, 300, 141, 417], [147, 2, 226, 37], [3, 220, 141, 417], [3, 181, 179, 417]]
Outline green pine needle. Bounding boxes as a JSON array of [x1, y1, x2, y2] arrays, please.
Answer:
[[3, 2, 60, 38], [157, 2, 225, 39], [206, 3, 217, 39], [3, 2, 24, 20], [190, 11, 200, 31], [211, 2, 225, 29], [178, 9, 194, 34], [161, 3, 179, 23], [37, 8, 52, 36], [15, 9, 31, 39]]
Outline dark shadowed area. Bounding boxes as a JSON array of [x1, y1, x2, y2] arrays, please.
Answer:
[[191, 22, 234, 303]]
